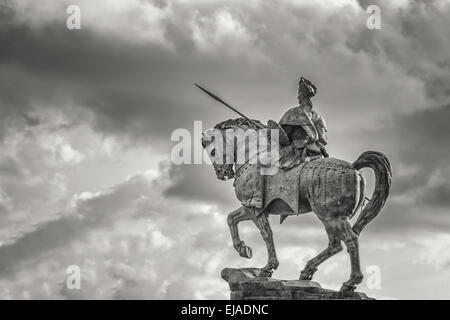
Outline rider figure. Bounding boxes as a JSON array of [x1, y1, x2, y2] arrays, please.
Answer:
[[250, 77, 329, 210], [279, 77, 328, 161]]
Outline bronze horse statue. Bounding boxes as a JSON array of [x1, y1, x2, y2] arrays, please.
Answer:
[[201, 118, 392, 293]]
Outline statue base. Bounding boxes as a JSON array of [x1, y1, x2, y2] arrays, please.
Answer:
[[221, 268, 373, 300]]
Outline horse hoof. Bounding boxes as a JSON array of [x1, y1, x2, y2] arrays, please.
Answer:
[[239, 245, 252, 259], [299, 272, 312, 281], [339, 284, 356, 294], [299, 267, 316, 280], [259, 269, 273, 278]]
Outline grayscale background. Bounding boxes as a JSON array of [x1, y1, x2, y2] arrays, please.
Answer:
[[0, 0, 449, 299]]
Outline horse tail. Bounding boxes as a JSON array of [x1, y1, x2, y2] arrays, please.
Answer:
[[351, 151, 392, 235], [349, 171, 366, 220]]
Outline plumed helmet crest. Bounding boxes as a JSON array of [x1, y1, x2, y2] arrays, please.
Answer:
[[299, 76, 317, 98]]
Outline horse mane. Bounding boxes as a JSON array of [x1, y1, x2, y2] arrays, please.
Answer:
[[214, 118, 266, 130]]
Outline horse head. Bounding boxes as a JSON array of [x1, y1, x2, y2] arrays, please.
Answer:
[[201, 128, 235, 181], [201, 118, 265, 181]]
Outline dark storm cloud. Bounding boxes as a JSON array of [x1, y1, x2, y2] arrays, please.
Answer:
[[420, 182, 450, 209], [0, 20, 190, 144], [163, 163, 236, 206], [0, 173, 153, 277], [349, 104, 450, 234], [0, 12, 269, 148], [0, 155, 25, 178], [364, 104, 450, 197], [351, 0, 450, 104], [4, 0, 447, 151], [0, 215, 86, 276]]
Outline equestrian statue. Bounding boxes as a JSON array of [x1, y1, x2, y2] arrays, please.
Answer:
[[197, 77, 392, 293]]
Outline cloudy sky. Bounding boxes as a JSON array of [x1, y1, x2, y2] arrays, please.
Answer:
[[0, 0, 449, 299]]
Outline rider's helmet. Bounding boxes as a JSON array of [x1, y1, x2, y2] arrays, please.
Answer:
[[298, 76, 317, 99]]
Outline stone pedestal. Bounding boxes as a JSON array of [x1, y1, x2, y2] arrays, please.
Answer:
[[221, 268, 373, 300]]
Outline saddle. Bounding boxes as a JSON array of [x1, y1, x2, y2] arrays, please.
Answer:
[[233, 160, 313, 222]]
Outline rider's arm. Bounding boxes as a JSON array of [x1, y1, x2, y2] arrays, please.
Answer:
[[301, 115, 319, 145], [312, 112, 327, 146]]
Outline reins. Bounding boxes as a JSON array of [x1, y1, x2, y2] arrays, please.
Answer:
[[233, 144, 280, 180]]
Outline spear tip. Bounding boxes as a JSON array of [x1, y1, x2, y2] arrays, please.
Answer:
[[193, 82, 264, 129]]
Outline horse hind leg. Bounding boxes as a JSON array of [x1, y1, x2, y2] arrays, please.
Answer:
[[299, 220, 343, 280], [337, 217, 364, 293]]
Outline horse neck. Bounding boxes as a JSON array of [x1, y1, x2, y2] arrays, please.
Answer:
[[219, 127, 246, 173], [230, 126, 259, 172], [219, 127, 237, 168]]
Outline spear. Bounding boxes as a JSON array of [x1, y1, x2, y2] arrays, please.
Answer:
[[194, 83, 264, 129]]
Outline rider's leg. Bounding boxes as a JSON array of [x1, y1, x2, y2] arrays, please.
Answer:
[[249, 172, 264, 209]]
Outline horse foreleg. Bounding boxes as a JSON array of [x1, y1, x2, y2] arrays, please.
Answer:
[[253, 213, 279, 277], [227, 207, 253, 259]]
